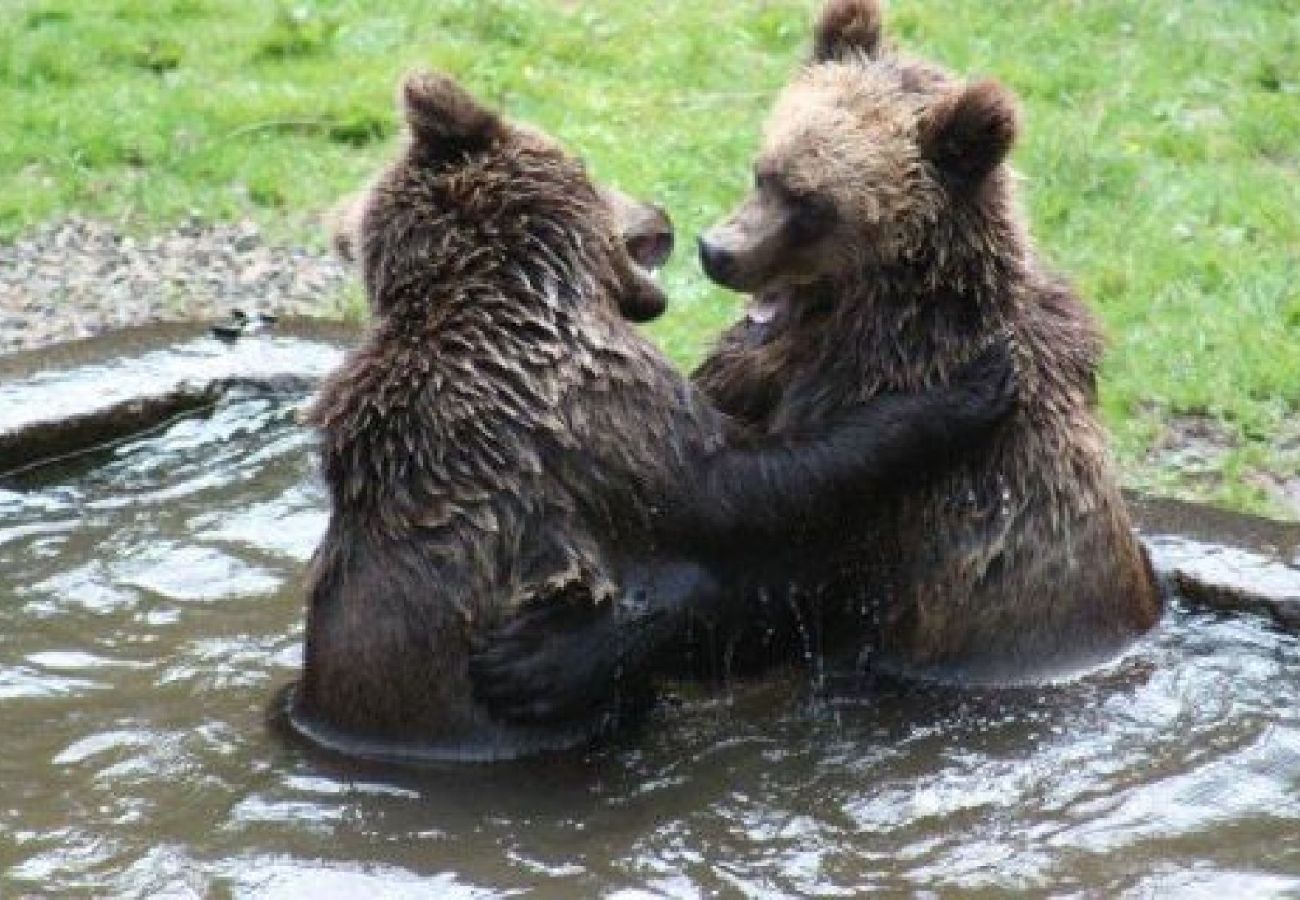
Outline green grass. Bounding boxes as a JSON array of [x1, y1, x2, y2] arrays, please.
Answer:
[[1, 0, 1298, 515]]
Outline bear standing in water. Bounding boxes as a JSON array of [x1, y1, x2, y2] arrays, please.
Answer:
[[290, 71, 1015, 760], [475, 0, 1161, 721]]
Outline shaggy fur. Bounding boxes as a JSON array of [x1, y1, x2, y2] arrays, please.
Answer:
[[474, 0, 1161, 714], [295, 75, 713, 759], [696, 0, 1162, 683], [291, 71, 1017, 758]]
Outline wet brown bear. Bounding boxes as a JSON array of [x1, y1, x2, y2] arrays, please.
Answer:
[[696, 0, 1164, 684], [475, 0, 1161, 711], [289, 71, 1015, 759]]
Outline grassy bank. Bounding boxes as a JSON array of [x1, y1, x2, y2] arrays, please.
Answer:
[[1, 0, 1297, 515]]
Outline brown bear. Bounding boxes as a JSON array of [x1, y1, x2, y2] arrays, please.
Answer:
[[473, 0, 1162, 714], [287, 70, 1016, 760]]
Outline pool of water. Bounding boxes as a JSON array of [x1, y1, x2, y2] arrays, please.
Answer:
[[2, 392, 1298, 897]]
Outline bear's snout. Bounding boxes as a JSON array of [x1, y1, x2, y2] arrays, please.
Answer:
[[698, 236, 738, 287]]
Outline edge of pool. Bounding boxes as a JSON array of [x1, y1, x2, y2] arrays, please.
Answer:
[[0, 318, 357, 477]]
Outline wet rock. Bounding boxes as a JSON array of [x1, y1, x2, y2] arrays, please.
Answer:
[[1147, 537, 1300, 629], [1130, 492, 1300, 630], [0, 320, 358, 477]]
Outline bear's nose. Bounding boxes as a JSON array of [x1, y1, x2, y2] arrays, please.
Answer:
[[698, 237, 736, 285]]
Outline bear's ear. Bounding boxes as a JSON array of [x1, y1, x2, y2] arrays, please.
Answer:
[[400, 71, 503, 158], [813, 0, 885, 63], [919, 79, 1019, 184]]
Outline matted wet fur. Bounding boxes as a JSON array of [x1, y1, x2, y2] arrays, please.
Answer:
[[290, 71, 1017, 759], [694, 0, 1162, 683], [473, 1, 1161, 717]]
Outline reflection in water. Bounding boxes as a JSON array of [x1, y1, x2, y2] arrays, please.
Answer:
[[1, 393, 1298, 897]]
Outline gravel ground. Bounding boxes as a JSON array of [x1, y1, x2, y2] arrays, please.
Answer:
[[0, 217, 352, 354]]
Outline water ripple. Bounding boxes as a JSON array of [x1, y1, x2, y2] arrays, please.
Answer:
[[0, 393, 1297, 897]]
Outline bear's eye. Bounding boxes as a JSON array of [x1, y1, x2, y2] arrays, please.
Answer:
[[785, 192, 837, 246]]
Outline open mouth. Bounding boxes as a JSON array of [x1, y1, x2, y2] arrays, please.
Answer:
[[605, 191, 674, 323], [625, 228, 674, 282], [746, 288, 791, 324], [616, 216, 674, 324]]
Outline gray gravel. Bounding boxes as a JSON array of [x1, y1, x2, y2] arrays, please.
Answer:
[[0, 217, 351, 354]]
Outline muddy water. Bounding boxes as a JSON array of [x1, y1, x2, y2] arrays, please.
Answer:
[[2, 393, 1299, 898]]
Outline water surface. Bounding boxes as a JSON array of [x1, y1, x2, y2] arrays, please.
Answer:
[[2, 393, 1298, 897]]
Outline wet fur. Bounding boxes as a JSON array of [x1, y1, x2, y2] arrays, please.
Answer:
[[696, 0, 1162, 683], [294, 75, 725, 757], [293, 72, 1017, 756]]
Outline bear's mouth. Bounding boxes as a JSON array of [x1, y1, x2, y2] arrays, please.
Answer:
[[747, 289, 792, 324], [625, 229, 673, 281], [617, 227, 673, 324], [603, 189, 674, 323]]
